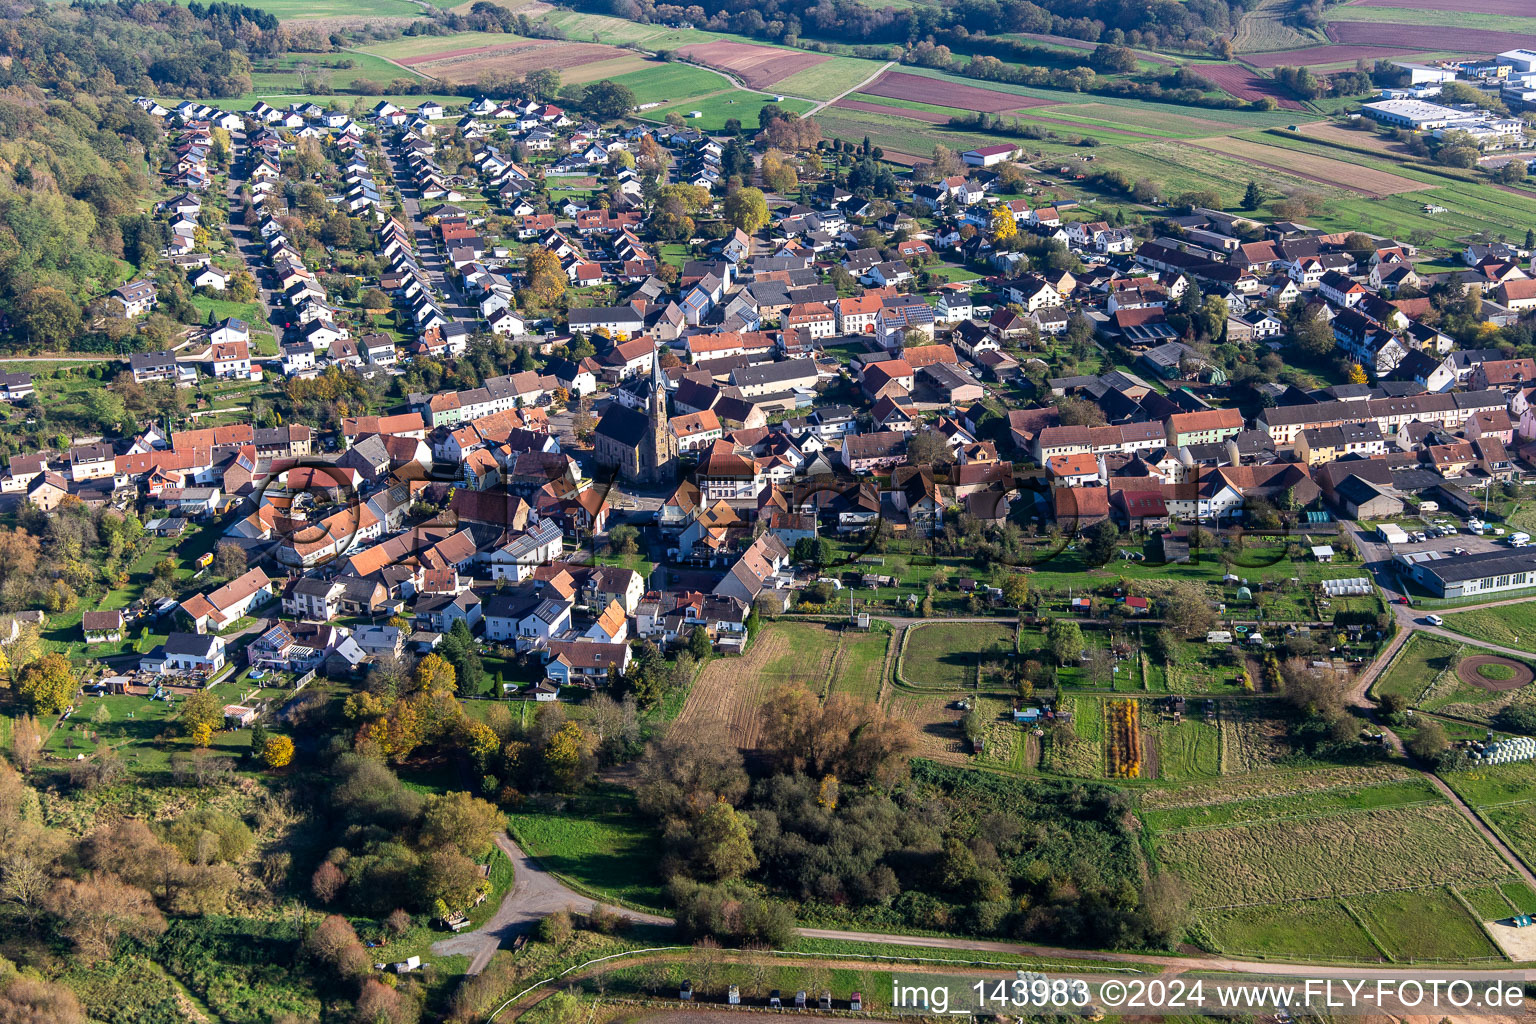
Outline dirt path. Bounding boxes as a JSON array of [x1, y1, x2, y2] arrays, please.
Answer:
[[1423, 773, 1536, 891]]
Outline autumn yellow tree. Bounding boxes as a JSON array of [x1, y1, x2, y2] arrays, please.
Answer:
[[260, 734, 294, 768], [543, 721, 596, 790], [1348, 363, 1368, 385], [990, 207, 1017, 244], [414, 653, 457, 696], [521, 247, 566, 307], [16, 653, 74, 713]]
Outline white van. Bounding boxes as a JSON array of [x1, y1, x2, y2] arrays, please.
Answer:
[[1512, 533, 1530, 547]]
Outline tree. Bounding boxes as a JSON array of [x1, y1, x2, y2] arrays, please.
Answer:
[[906, 429, 953, 467], [522, 247, 566, 307], [260, 734, 294, 768], [311, 860, 344, 902], [1292, 309, 1335, 358], [16, 654, 74, 714], [10, 714, 42, 773], [544, 720, 596, 789], [1001, 573, 1029, 609], [582, 80, 637, 120], [1083, 520, 1120, 565], [1242, 181, 1262, 210], [526, 67, 562, 101], [760, 149, 798, 194], [1049, 619, 1084, 666], [1348, 362, 1369, 385], [689, 625, 712, 660], [414, 653, 457, 695], [45, 875, 166, 963], [307, 914, 370, 979], [212, 540, 246, 579], [15, 286, 82, 348], [1164, 581, 1216, 638], [690, 799, 758, 880], [539, 907, 575, 946], [723, 188, 769, 233], [421, 790, 503, 858], [1407, 719, 1448, 762], [180, 687, 225, 740], [990, 206, 1017, 244]]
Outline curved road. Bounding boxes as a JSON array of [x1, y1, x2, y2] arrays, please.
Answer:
[[439, 834, 1536, 979]]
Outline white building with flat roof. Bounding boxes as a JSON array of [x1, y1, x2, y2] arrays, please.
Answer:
[[1362, 98, 1479, 130], [1498, 48, 1536, 75]]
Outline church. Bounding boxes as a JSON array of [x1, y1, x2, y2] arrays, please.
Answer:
[[593, 353, 678, 485]]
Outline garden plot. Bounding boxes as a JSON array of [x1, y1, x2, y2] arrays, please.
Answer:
[[1155, 804, 1513, 907]]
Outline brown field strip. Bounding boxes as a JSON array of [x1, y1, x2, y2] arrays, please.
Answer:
[[1185, 135, 1429, 196]]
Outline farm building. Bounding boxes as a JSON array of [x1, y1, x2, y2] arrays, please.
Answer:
[[963, 144, 1019, 167], [1396, 548, 1536, 599]]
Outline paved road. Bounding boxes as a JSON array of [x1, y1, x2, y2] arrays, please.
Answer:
[[225, 138, 290, 345], [431, 833, 670, 974], [441, 836, 1536, 980], [380, 142, 478, 322]]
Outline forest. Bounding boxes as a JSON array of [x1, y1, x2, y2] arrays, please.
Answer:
[[601, 0, 1253, 52]]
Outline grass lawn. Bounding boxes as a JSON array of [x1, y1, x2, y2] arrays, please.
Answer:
[[1443, 761, 1536, 807], [769, 56, 890, 101], [1152, 718, 1221, 782], [899, 621, 1015, 689], [1442, 601, 1536, 653], [609, 62, 727, 107], [1371, 632, 1461, 706], [507, 785, 665, 911], [1348, 887, 1499, 961], [1139, 775, 1440, 831], [826, 628, 889, 701], [644, 91, 815, 131], [1155, 802, 1514, 908], [1201, 899, 1381, 961]]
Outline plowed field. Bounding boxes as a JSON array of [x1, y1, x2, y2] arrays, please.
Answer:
[[862, 70, 1054, 113], [1199, 63, 1306, 110], [675, 41, 831, 89]]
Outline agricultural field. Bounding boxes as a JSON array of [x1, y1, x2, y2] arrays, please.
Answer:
[[1482, 802, 1536, 876], [1327, 5, 1536, 33], [1154, 803, 1514, 907], [1197, 63, 1306, 110], [677, 622, 871, 748], [221, 0, 423, 18], [1329, 19, 1536, 53], [507, 785, 666, 910], [610, 62, 728, 107], [1232, 0, 1330, 52], [770, 57, 891, 102], [1041, 695, 1104, 777], [861, 70, 1054, 113], [1245, 42, 1422, 66], [1442, 760, 1536, 807], [388, 38, 646, 85], [824, 628, 891, 701], [675, 40, 832, 90], [885, 692, 967, 763], [1183, 135, 1429, 197], [1140, 769, 1438, 830], [898, 621, 1016, 689]]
